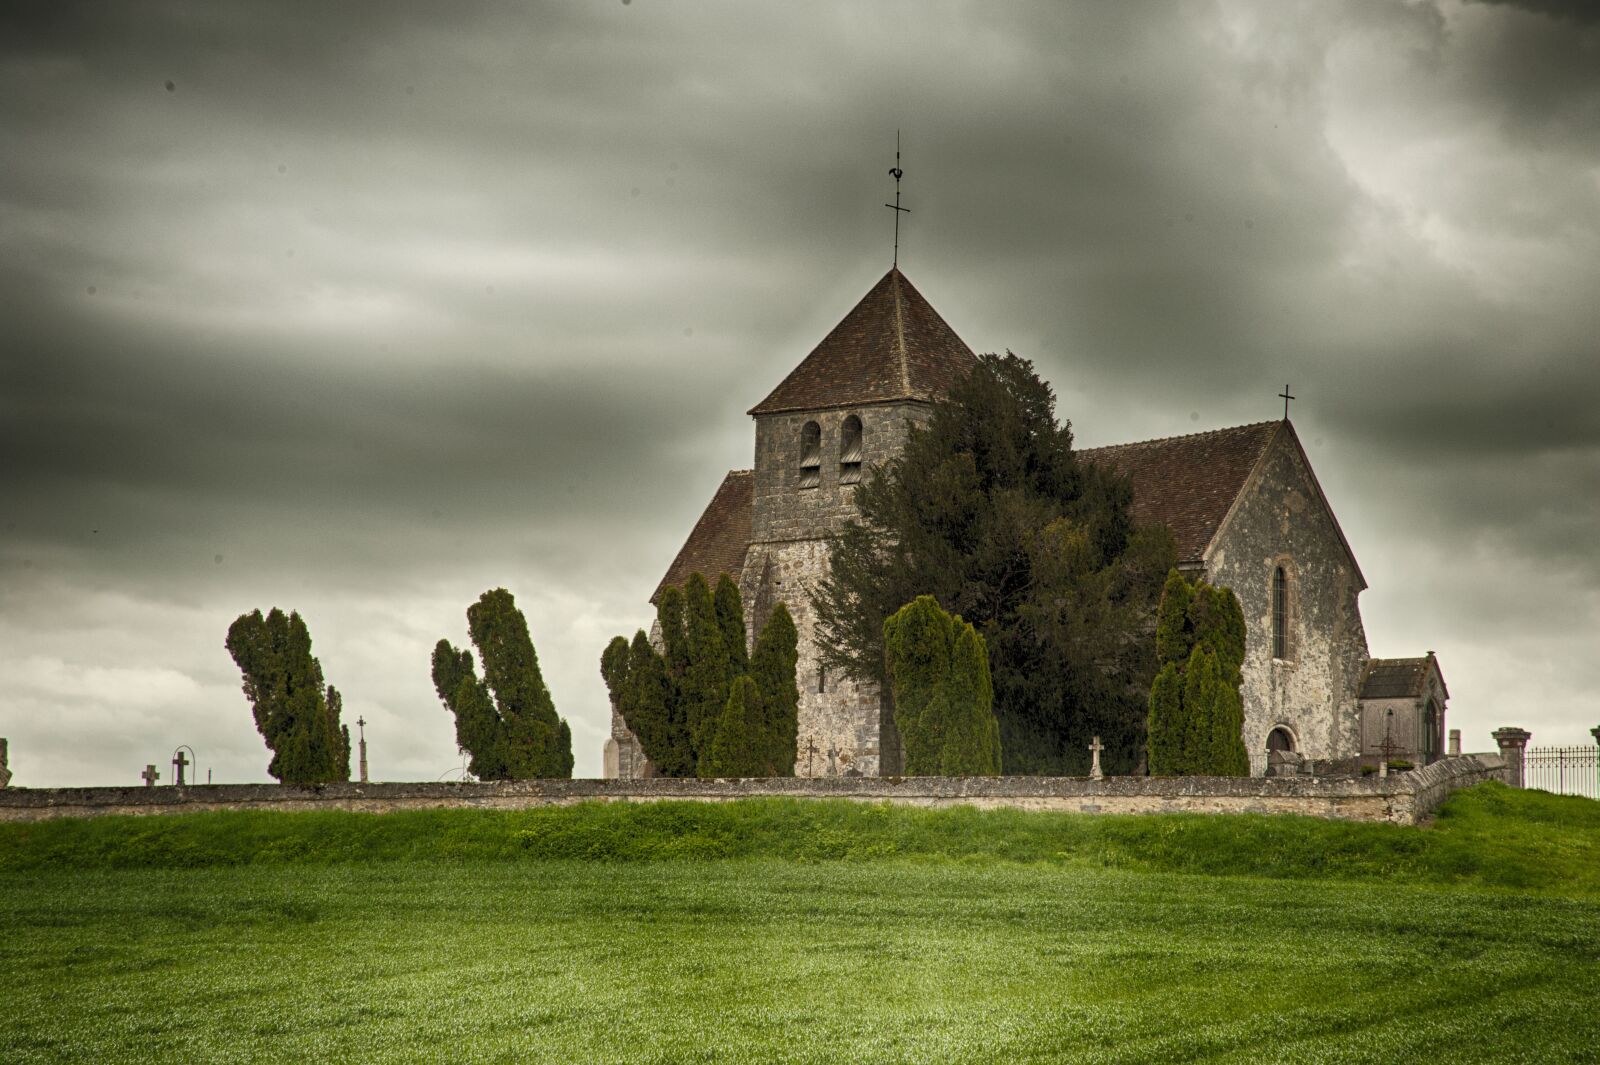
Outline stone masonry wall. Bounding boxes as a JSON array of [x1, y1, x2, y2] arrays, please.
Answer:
[[750, 403, 927, 542], [744, 402, 929, 777], [0, 754, 1505, 826], [1206, 432, 1370, 775]]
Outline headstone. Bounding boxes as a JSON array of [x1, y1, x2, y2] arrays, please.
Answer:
[[0, 738, 10, 789], [1088, 736, 1104, 782], [1448, 729, 1461, 757], [357, 716, 369, 784], [141, 764, 160, 787], [1491, 727, 1532, 788]]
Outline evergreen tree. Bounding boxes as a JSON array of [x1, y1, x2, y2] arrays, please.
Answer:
[[226, 608, 350, 784], [713, 574, 749, 677], [883, 596, 1002, 775], [749, 603, 800, 775], [813, 353, 1176, 774], [658, 584, 690, 677], [1145, 570, 1250, 776], [431, 642, 507, 780], [1155, 568, 1195, 666], [682, 573, 730, 758], [702, 676, 765, 777], [604, 573, 800, 777], [433, 588, 573, 779], [1146, 662, 1183, 776]]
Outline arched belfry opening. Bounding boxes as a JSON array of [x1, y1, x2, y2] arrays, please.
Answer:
[[799, 421, 821, 489], [840, 415, 863, 484]]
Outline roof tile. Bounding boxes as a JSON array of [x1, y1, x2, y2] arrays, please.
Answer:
[[651, 470, 754, 603], [1080, 422, 1280, 562], [748, 268, 978, 415]]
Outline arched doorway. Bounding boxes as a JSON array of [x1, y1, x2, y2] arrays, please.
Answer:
[[1265, 727, 1297, 776]]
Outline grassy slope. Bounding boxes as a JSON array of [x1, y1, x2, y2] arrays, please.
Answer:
[[2, 784, 1598, 1064]]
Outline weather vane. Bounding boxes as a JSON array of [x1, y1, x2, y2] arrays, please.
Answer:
[[886, 130, 909, 268], [1279, 383, 1295, 420]]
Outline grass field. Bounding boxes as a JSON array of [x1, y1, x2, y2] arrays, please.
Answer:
[[2, 783, 1598, 1063]]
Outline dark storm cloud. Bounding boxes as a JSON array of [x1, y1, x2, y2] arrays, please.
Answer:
[[1468, 0, 1600, 25], [3, 0, 1599, 784]]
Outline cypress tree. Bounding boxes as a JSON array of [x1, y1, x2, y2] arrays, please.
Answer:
[[432, 641, 506, 780], [1146, 662, 1183, 776], [713, 574, 749, 677], [608, 571, 797, 777], [600, 636, 631, 701], [750, 602, 800, 775], [1180, 645, 1218, 776], [703, 676, 765, 777], [226, 608, 350, 784], [682, 573, 730, 760], [1144, 571, 1250, 777], [1155, 568, 1195, 666], [943, 621, 1001, 775], [882, 596, 952, 773], [657, 584, 690, 679], [433, 589, 574, 779], [883, 596, 1002, 776]]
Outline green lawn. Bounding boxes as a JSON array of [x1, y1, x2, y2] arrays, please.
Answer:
[[3, 785, 1598, 1063]]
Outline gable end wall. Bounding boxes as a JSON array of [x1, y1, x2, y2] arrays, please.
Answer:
[[1204, 432, 1369, 774]]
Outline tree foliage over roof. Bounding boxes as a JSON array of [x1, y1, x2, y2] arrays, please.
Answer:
[[813, 353, 1176, 774]]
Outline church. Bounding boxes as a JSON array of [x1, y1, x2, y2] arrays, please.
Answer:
[[604, 268, 1448, 779]]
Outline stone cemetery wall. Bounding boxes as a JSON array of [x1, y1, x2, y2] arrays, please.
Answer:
[[0, 754, 1505, 826]]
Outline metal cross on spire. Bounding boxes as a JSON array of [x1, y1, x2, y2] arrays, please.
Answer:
[[885, 130, 909, 268], [1278, 384, 1296, 421]]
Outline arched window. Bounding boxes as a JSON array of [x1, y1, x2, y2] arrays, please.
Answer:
[[1272, 565, 1289, 659], [1423, 700, 1439, 763], [839, 414, 863, 485], [798, 421, 821, 489]]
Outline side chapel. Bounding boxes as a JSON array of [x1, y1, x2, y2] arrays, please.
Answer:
[[603, 268, 1447, 779]]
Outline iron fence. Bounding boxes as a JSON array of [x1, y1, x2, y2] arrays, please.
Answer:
[[1524, 745, 1600, 799]]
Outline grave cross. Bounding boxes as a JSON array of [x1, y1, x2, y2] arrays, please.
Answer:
[[804, 736, 819, 777], [1088, 736, 1105, 782], [171, 748, 189, 787], [141, 764, 160, 787]]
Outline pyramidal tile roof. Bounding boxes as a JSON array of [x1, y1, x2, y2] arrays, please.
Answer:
[[1079, 422, 1282, 563], [748, 268, 979, 416]]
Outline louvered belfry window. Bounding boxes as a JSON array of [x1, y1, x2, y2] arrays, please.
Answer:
[[839, 414, 863, 484], [799, 421, 821, 489], [1272, 566, 1288, 659]]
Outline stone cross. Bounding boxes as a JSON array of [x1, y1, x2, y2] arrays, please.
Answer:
[[172, 748, 189, 787], [1088, 736, 1105, 782], [804, 736, 819, 777], [0, 737, 10, 789], [141, 764, 160, 787]]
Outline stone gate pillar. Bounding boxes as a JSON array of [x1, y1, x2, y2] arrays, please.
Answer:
[[1491, 727, 1532, 788]]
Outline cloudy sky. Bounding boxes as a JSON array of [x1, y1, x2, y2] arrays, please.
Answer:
[[3, 0, 1596, 786]]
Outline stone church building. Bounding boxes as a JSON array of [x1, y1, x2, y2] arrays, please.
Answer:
[[604, 268, 1447, 779]]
